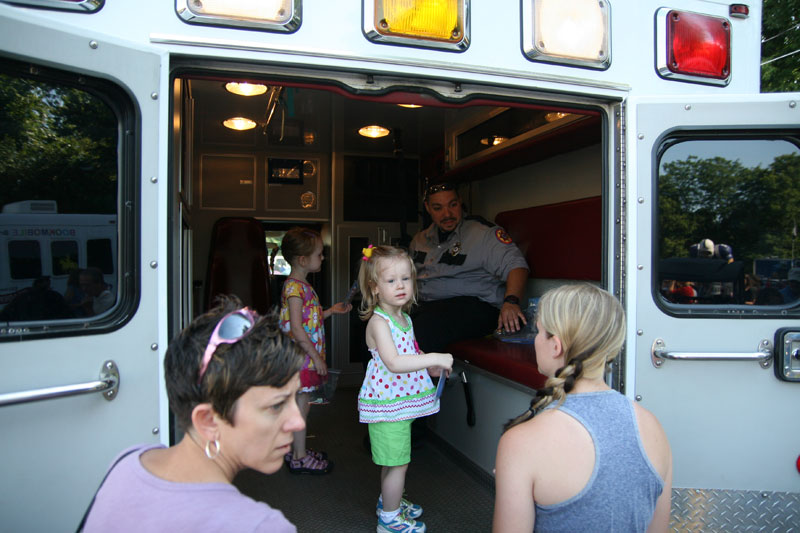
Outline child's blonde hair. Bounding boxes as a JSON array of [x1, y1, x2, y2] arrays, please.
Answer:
[[281, 227, 321, 265], [505, 283, 626, 430], [358, 245, 417, 321]]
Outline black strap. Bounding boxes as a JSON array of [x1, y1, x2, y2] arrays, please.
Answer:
[[76, 447, 138, 532]]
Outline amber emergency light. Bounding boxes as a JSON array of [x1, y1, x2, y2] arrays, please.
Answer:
[[364, 0, 469, 51]]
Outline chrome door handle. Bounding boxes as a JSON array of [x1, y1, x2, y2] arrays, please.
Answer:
[[651, 339, 772, 369], [0, 360, 119, 407]]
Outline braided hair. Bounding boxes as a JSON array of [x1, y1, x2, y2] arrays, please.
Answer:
[[504, 284, 626, 431]]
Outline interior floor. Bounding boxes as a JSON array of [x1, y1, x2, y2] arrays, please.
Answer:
[[234, 385, 495, 531]]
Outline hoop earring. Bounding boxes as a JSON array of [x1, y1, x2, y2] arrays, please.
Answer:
[[204, 439, 221, 460]]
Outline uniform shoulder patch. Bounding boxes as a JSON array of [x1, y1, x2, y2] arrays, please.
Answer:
[[465, 215, 494, 228], [495, 228, 513, 244]]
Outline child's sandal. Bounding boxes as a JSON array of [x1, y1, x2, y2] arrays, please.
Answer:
[[288, 453, 333, 475], [284, 448, 328, 464]]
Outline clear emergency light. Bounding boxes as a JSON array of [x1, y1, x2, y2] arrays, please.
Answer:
[[2, 0, 104, 11], [176, 0, 301, 33], [522, 0, 611, 70], [363, 0, 469, 52], [656, 8, 731, 85]]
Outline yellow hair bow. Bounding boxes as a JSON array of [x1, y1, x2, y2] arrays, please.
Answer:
[[362, 245, 374, 261]]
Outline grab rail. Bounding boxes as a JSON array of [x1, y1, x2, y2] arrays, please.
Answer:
[[0, 360, 119, 407], [651, 339, 772, 369]]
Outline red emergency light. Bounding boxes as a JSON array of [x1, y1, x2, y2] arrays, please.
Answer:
[[666, 10, 730, 80]]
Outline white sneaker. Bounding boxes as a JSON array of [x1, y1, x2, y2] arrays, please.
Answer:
[[376, 496, 423, 519], [377, 509, 426, 533]]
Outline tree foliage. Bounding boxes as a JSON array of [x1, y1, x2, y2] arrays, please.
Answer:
[[761, 0, 800, 92], [659, 152, 800, 270], [0, 73, 117, 214]]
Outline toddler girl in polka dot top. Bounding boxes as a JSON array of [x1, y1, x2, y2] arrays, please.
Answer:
[[357, 245, 452, 533]]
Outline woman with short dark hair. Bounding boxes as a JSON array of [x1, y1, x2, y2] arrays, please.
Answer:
[[82, 296, 304, 532]]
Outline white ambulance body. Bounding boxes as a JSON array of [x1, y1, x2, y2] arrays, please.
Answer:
[[0, 1, 797, 531]]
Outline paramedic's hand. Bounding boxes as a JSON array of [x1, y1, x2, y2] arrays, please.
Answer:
[[498, 302, 526, 333]]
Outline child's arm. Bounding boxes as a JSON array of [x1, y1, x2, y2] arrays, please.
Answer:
[[367, 317, 453, 374], [287, 296, 328, 376], [322, 301, 352, 319], [414, 347, 449, 378], [414, 347, 450, 378]]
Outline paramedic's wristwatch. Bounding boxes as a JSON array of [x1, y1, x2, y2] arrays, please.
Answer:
[[503, 295, 520, 305]]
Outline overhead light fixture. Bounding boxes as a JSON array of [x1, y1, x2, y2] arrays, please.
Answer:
[[397, 104, 423, 109], [544, 112, 570, 122], [225, 82, 268, 96], [480, 135, 508, 146], [222, 87, 286, 133], [358, 125, 391, 138], [223, 117, 257, 131]]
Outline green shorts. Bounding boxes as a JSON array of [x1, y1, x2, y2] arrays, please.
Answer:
[[368, 419, 412, 466]]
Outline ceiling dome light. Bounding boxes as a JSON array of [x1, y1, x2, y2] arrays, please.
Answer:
[[544, 112, 570, 122], [358, 125, 391, 138], [225, 82, 268, 96], [223, 117, 257, 131], [480, 135, 508, 146]]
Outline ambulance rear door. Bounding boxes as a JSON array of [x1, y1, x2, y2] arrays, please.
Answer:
[[629, 92, 800, 531], [0, 4, 167, 530]]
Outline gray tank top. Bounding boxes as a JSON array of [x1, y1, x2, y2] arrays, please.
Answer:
[[533, 390, 664, 533]]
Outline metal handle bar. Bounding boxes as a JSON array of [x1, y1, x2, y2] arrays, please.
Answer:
[[0, 360, 119, 407], [651, 339, 772, 369]]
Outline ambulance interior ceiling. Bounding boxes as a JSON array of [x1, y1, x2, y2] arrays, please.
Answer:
[[185, 76, 601, 190]]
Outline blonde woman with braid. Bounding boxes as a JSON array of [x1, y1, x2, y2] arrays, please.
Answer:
[[493, 284, 672, 533]]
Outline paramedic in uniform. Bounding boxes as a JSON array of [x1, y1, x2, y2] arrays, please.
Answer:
[[409, 182, 529, 353]]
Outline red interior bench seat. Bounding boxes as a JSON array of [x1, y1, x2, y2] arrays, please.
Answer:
[[448, 337, 547, 389], [444, 196, 602, 389]]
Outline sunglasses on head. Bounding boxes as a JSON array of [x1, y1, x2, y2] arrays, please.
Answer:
[[197, 307, 258, 384], [424, 182, 455, 200]]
